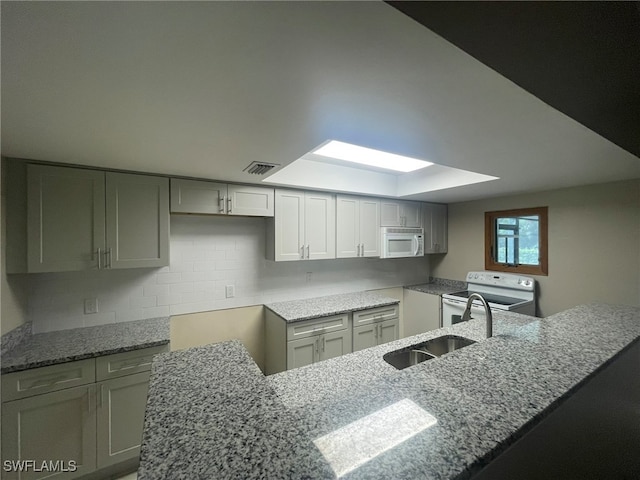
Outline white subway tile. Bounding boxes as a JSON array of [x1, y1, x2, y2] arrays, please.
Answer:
[[156, 272, 183, 284], [143, 284, 170, 297], [180, 271, 209, 282], [157, 293, 182, 306], [130, 296, 157, 309], [169, 282, 195, 294]]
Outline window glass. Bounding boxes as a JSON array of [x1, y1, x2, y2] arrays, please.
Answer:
[[485, 207, 548, 276]]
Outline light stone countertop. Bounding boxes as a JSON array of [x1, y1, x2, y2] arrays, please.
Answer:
[[265, 291, 400, 322], [1, 317, 170, 374], [138, 303, 640, 479]]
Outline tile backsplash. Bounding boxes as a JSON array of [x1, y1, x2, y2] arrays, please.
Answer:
[[29, 215, 429, 333]]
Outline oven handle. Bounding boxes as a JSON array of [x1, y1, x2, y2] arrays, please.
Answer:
[[443, 298, 488, 313]]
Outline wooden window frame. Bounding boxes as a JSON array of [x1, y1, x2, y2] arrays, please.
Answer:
[[484, 206, 548, 276]]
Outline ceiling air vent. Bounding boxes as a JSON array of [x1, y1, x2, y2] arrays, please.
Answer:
[[243, 161, 280, 175]]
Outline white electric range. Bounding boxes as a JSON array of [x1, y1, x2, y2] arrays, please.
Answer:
[[442, 271, 536, 327]]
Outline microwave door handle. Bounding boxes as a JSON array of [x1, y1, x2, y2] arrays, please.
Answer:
[[413, 235, 419, 256]]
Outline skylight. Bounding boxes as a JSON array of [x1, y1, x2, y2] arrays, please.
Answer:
[[312, 140, 433, 173]]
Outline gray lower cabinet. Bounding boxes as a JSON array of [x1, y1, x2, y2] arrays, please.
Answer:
[[353, 318, 400, 352], [96, 372, 151, 469], [0, 346, 167, 480], [1, 384, 97, 480], [286, 329, 352, 370], [352, 305, 400, 352], [265, 312, 351, 374]]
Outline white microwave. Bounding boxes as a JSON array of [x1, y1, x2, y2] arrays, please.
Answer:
[[380, 227, 424, 258]]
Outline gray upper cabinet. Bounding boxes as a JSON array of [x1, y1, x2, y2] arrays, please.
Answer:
[[423, 203, 448, 254], [380, 200, 422, 227], [106, 172, 169, 269], [22, 164, 169, 273], [170, 178, 274, 217], [27, 165, 106, 273]]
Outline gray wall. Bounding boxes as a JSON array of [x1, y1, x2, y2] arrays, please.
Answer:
[[431, 179, 640, 316], [1, 160, 29, 335]]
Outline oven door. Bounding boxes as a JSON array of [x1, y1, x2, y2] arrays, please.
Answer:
[[442, 297, 488, 327]]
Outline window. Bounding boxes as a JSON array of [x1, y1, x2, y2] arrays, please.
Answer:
[[485, 206, 548, 276]]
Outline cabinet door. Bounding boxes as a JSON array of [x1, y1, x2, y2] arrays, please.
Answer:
[[431, 203, 448, 253], [227, 185, 274, 217], [380, 200, 402, 227], [170, 178, 225, 214], [27, 165, 105, 273], [319, 330, 352, 362], [287, 336, 318, 370], [274, 190, 305, 261], [359, 198, 380, 257], [401, 201, 422, 227], [304, 192, 335, 260], [336, 195, 359, 258], [105, 173, 170, 268], [1, 385, 97, 480], [378, 318, 400, 346], [352, 323, 377, 352], [423, 203, 448, 254], [96, 372, 150, 469]]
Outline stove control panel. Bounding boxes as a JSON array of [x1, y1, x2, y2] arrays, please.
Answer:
[[466, 271, 535, 291]]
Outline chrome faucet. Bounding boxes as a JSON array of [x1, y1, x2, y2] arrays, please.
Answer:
[[461, 293, 493, 338]]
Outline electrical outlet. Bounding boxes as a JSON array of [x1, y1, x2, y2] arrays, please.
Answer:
[[84, 298, 98, 314], [306, 272, 312, 283], [225, 285, 235, 298]]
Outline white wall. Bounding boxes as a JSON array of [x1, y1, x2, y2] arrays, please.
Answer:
[[29, 215, 429, 333], [431, 179, 640, 316]]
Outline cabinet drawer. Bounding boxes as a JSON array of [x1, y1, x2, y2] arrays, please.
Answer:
[[353, 304, 399, 326], [1, 359, 96, 402], [286, 314, 349, 341], [96, 345, 169, 381]]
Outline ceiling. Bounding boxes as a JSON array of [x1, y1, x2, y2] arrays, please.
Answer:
[[389, 1, 640, 160], [2, 1, 639, 204]]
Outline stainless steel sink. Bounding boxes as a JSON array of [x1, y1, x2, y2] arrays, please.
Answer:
[[383, 335, 476, 370]]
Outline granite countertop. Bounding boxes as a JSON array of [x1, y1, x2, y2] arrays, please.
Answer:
[[265, 291, 400, 323], [1, 317, 170, 374], [405, 277, 467, 296], [138, 303, 640, 479]]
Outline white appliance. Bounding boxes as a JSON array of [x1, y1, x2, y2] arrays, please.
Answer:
[[442, 271, 536, 327], [380, 227, 424, 258]]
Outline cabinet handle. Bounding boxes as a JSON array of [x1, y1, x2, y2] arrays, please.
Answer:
[[219, 196, 225, 213], [306, 244, 310, 259], [107, 247, 113, 268], [315, 338, 319, 357], [97, 247, 102, 269], [227, 197, 232, 214], [300, 246, 305, 259], [322, 336, 326, 352]]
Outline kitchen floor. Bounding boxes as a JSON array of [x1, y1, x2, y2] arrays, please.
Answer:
[[114, 474, 136, 480]]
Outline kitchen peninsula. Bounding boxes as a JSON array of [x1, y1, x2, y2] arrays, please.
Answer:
[[138, 303, 639, 479]]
